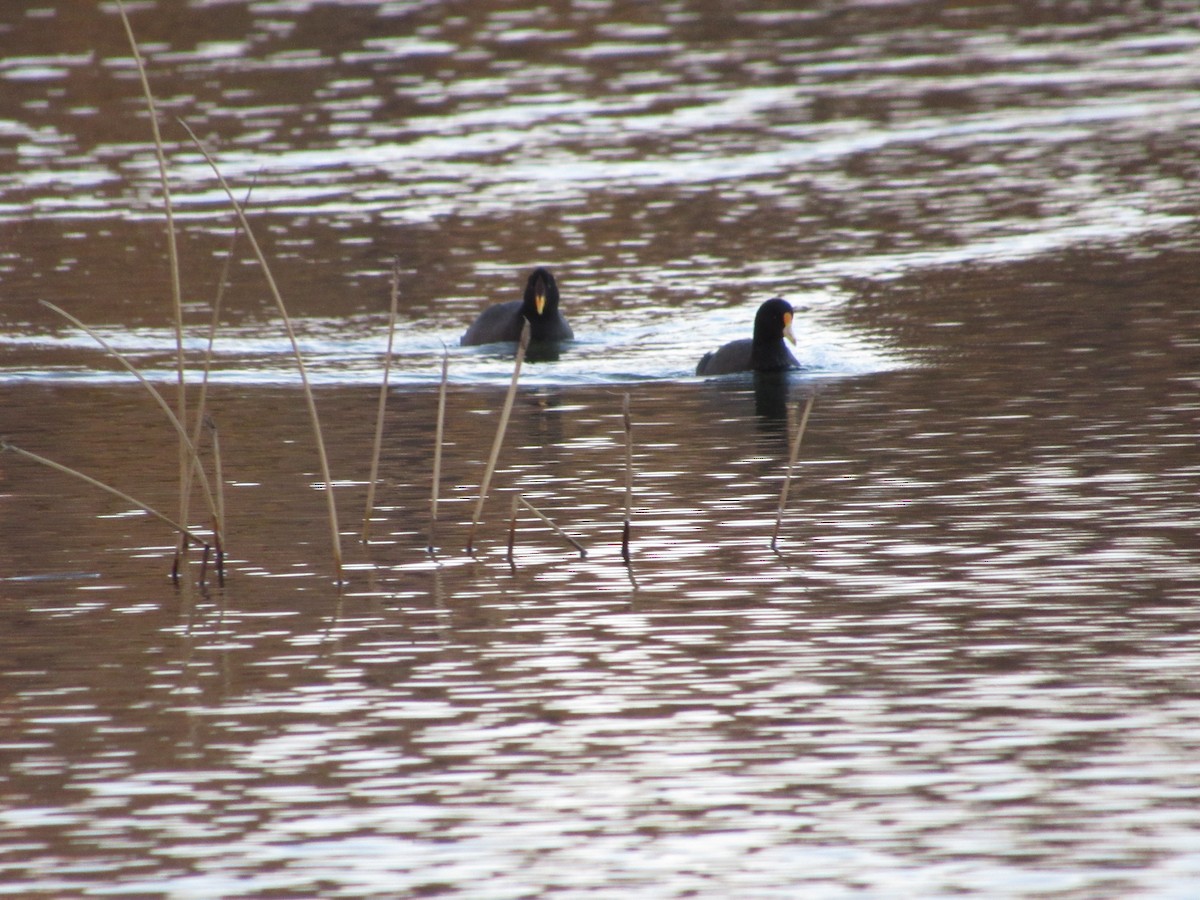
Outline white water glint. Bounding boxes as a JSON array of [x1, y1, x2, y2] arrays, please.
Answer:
[[0, 302, 902, 386]]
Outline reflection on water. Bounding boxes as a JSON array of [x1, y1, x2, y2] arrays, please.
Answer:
[[5, 259, 1200, 892], [3, 0, 1200, 896]]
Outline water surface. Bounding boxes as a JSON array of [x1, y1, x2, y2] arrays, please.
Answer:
[[2, 1, 1200, 896]]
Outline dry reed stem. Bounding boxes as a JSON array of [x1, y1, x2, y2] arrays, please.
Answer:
[[505, 492, 520, 562], [206, 416, 226, 584], [2, 441, 209, 548], [771, 395, 815, 551], [621, 392, 633, 561], [428, 344, 449, 552], [362, 259, 401, 542], [38, 301, 221, 531], [177, 190, 247, 573], [115, 0, 190, 559], [189, 188, 247, 455], [518, 495, 587, 558], [465, 319, 530, 554], [179, 119, 344, 582]]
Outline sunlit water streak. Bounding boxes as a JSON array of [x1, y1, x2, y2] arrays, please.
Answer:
[[0, 306, 900, 386]]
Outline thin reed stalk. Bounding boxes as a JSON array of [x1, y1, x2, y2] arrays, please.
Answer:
[[207, 418, 226, 536], [518, 495, 587, 558], [465, 319, 530, 554], [115, 0, 189, 559], [206, 416, 226, 584], [189, 187, 249, 446], [771, 395, 815, 551], [621, 392, 633, 561], [362, 259, 401, 542], [505, 492, 520, 562], [179, 119, 344, 582], [428, 344, 449, 552], [39, 301, 221, 529], [2, 441, 209, 548], [177, 187, 247, 574]]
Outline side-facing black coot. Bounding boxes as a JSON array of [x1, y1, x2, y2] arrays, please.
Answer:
[[695, 297, 799, 376]]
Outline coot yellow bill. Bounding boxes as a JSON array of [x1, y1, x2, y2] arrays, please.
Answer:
[[461, 267, 574, 345], [695, 297, 799, 376]]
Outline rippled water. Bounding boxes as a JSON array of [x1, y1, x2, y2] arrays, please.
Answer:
[[3, 1, 1200, 896]]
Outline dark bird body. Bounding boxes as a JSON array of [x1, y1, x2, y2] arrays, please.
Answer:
[[462, 267, 573, 345], [696, 297, 799, 376]]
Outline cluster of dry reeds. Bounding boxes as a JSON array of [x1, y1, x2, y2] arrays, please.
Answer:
[[3, 5, 818, 586], [4, 2, 342, 585], [360, 316, 594, 563]]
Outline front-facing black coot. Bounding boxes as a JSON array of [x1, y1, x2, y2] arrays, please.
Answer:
[[461, 267, 574, 346], [695, 297, 799, 376]]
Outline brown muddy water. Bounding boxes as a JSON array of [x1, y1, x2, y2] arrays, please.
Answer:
[[3, 1, 1200, 897]]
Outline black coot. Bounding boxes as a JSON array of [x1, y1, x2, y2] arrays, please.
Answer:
[[461, 267, 573, 346], [696, 297, 799, 376]]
